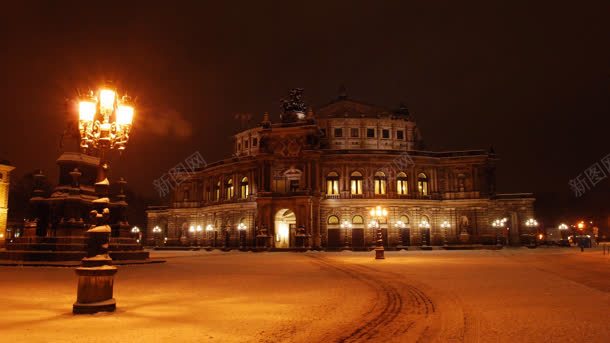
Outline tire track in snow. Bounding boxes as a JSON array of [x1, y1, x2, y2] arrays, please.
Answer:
[[305, 255, 438, 343]]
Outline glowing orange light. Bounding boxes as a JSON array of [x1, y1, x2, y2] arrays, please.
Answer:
[[116, 105, 134, 126], [79, 101, 96, 122], [99, 89, 116, 112]]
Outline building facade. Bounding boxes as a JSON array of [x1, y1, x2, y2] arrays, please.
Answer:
[[147, 92, 535, 249], [0, 160, 15, 246]]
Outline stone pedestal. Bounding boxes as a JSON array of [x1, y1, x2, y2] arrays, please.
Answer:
[[73, 221, 118, 315], [73, 265, 117, 314]]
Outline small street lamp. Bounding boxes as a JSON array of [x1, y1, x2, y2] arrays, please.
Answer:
[[152, 226, 162, 247], [558, 223, 569, 244], [369, 206, 387, 260], [525, 218, 539, 247], [492, 218, 508, 246], [394, 220, 406, 248], [206, 224, 215, 248], [196, 225, 203, 246], [130, 226, 141, 244], [340, 220, 352, 250], [237, 222, 247, 250], [419, 220, 431, 247], [440, 221, 450, 246]]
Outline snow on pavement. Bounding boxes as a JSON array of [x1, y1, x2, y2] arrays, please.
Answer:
[[1, 248, 609, 342]]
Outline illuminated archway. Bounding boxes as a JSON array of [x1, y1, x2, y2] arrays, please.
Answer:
[[274, 209, 296, 248]]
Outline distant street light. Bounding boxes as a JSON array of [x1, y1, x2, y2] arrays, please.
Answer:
[[237, 222, 247, 250], [492, 218, 508, 246], [369, 206, 387, 259], [206, 224, 215, 248], [418, 219, 431, 247], [152, 226, 162, 247], [340, 220, 353, 250], [440, 221, 450, 246], [525, 218, 539, 247]]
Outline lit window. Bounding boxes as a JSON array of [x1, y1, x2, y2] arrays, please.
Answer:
[[418, 173, 429, 195], [215, 181, 220, 201], [350, 171, 363, 195], [226, 178, 234, 200], [366, 128, 375, 138], [397, 172, 408, 195], [328, 215, 340, 224], [240, 177, 249, 199], [352, 215, 364, 224], [334, 128, 343, 138], [374, 171, 387, 195], [350, 128, 359, 138], [382, 129, 390, 139], [326, 172, 340, 195]]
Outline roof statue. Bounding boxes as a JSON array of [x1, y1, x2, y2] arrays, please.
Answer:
[[280, 88, 307, 123]]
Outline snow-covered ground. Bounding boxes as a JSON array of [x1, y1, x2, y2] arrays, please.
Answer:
[[1, 247, 609, 342]]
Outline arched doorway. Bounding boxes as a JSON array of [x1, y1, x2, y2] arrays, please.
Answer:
[[274, 209, 296, 248]]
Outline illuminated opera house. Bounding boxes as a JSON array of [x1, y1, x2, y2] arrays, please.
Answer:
[[147, 89, 535, 250]]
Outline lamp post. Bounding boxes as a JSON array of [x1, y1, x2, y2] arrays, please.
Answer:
[[525, 218, 539, 247], [492, 218, 508, 246], [394, 220, 406, 249], [369, 206, 387, 259], [340, 220, 352, 250], [206, 224, 215, 249], [196, 225, 203, 246], [130, 226, 141, 244], [558, 223, 568, 245], [440, 221, 450, 246], [419, 219, 430, 247], [237, 222, 247, 250], [152, 226, 162, 247]]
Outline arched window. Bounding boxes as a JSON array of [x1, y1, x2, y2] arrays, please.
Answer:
[[457, 173, 466, 192], [352, 215, 364, 224], [215, 181, 221, 201], [327, 215, 340, 225], [350, 171, 363, 195], [240, 177, 249, 199], [399, 215, 409, 224], [326, 172, 340, 195], [182, 187, 190, 201], [374, 171, 387, 195], [417, 173, 428, 195], [397, 172, 408, 195], [226, 178, 234, 200]]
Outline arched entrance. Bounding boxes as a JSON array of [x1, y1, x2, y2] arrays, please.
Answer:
[[274, 209, 296, 248]]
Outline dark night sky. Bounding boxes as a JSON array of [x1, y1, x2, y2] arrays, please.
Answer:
[[1, 1, 609, 219]]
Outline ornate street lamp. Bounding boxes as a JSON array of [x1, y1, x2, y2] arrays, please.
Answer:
[[369, 206, 387, 259], [196, 225, 203, 247], [152, 226, 162, 247], [237, 222, 247, 250], [525, 218, 539, 247], [394, 220, 406, 248], [78, 86, 135, 182], [340, 220, 352, 250], [130, 226, 140, 244], [492, 218, 508, 246], [418, 219, 431, 246], [440, 221, 450, 246], [206, 224, 215, 248], [558, 223, 568, 243]]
